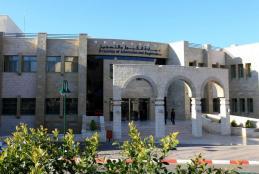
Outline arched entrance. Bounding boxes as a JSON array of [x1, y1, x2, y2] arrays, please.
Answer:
[[201, 80, 225, 114], [165, 76, 195, 121], [112, 64, 230, 139], [201, 77, 231, 135], [121, 76, 157, 121]]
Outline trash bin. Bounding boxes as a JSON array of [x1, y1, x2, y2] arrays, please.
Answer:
[[106, 130, 112, 142]]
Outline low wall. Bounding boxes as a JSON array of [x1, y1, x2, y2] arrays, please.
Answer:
[[0, 115, 35, 136], [202, 115, 221, 134], [231, 127, 259, 138], [203, 114, 259, 138]]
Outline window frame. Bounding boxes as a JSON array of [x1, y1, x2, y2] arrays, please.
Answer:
[[247, 98, 253, 113], [45, 98, 60, 115], [64, 56, 78, 73], [46, 56, 61, 73], [22, 56, 37, 72], [238, 64, 244, 79], [4, 55, 19, 72], [2, 98, 17, 115], [230, 65, 236, 79], [21, 98, 36, 115], [239, 98, 245, 113]]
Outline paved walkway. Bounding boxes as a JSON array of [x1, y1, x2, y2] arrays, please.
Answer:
[[105, 120, 259, 145]]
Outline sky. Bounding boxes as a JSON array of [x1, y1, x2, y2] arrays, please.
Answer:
[[1, 0, 259, 47]]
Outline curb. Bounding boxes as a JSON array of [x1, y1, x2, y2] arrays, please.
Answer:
[[96, 158, 259, 165]]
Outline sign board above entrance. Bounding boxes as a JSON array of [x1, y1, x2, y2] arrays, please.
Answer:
[[88, 38, 168, 59]]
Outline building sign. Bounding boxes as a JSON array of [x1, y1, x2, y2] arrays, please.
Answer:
[[88, 38, 168, 58], [98, 44, 161, 56]]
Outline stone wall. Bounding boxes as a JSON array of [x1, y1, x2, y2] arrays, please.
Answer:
[[225, 43, 259, 118]]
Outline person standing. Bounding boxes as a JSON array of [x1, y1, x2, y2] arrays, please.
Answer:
[[165, 110, 167, 125], [171, 108, 175, 125]]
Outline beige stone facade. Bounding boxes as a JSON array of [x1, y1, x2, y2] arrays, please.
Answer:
[[0, 26, 258, 137]]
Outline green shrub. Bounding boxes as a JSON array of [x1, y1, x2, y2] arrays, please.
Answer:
[[0, 124, 100, 174], [0, 123, 240, 173], [105, 121, 179, 173], [231, 120, 238, 127], [90, 120, 98, 131], [245, 120, 255, 128]]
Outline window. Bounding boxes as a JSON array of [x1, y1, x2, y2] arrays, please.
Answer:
[[66, 98, 78, 114], [220, 65, 226, 68], [247, 98, 253, 113], [21, 98, 36, 115], [245, 63, 251, 78], [213, 98, 220, 113], [65, 57, 78, 72], [189, 61, 196, 67], [212, 63, 219, 68], [46, 98, 60, 114], [238, 64, 244, 78], [201, 98, 207, 113], [47, 56, 61, 72], [231, 98, 237, 113], [109, 64, 113, 79], [155, 58, 166, 65], [22, 56, 37, 72], [4, 55, 19, 72], [230, 65, 236, 79], [239, 98, 245, 113], [2, 98, 17, 115], [198, 63, 205, 67]]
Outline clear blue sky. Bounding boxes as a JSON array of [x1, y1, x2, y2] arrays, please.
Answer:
[[1, 0, 259, 47]]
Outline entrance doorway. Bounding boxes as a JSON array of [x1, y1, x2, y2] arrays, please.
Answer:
[[121, 98, 149, 121]]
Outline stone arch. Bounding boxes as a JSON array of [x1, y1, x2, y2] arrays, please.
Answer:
[[122, 74, 158, 98], [164, 75, 197, 97], [200, 77, 226, 98]]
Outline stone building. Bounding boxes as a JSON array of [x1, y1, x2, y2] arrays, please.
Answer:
[[0, 16, 258, 139]]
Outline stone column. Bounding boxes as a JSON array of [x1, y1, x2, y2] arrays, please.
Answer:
[[220, 98, 231, 135], [154, 98, 165, 138], [191, 98, 202, 137], [36, 33, 47, 127], [78, 34, 87, 133], [112, 99, 122, 140]]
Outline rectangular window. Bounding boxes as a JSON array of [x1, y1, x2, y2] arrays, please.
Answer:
[[21, 98, 36, 115], [189, 61, 197, 67], [47, 56, 61, 72], [201, 98, 207, 113], [238, 64, 244, 78], [2, 98, 17, 115], [220, 65, 226, 68], [65, 57, 78, 72], [231, 98, 237, 113], [213, 98, 220, 113], [66, 98, 78, 114], [4, 55, 19, 72], [245, 63, 251, 78], [110, 64, 113, 79], [46, 98, 60, 115], [198, 63, 205, 67], [212, 64, 219, 68], [22, 56, 37, 72], [247, 98, 253, 113], [239, 98, 245, 112], [230, 65, 236, 79]]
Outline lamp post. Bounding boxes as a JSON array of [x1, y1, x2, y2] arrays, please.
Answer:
[[59, 80, 71, 135]]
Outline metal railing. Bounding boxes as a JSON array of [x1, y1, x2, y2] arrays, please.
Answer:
[[2, 33, 79, 39]]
